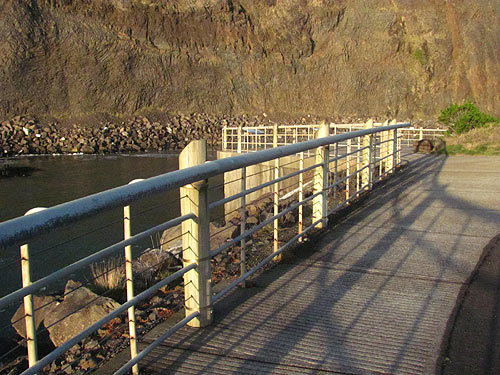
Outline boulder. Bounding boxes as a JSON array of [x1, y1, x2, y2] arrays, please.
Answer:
[[11, 295, 57, 338], [44, 280, 120, 347], [246, 204, 260, 218], [284, 212, 297, 224], [133, 248, 180, 286], [246, 216, 259, 226], [160, 222, 230, 255], [413, 139, 434, 153], [160, 224, 182, 252]]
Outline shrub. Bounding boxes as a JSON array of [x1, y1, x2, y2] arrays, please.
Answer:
[[413, 49, 427, 66], [438, 101, 499, 134]]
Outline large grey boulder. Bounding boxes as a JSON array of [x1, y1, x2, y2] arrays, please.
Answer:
[[11, 295, 57, 338], [44, 280, 120, 347], [161, 222, 230, 256]]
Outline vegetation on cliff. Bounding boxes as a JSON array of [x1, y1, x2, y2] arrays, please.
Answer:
[[438, 101, 500, 155], [439, 102, 499, 135]]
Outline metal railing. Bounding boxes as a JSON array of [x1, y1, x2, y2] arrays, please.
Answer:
[[0, 120, 410, 375], [222, 122, 445, 152]]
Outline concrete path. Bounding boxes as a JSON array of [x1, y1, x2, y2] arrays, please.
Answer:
[[139, 153, 500, 374]]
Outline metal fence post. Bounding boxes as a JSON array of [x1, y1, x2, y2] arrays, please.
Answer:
[[240, 167, 247, 287], [380, 120, 389, 177], [346, 139, 351, 201], [313, 122, 329, 228], [362, 119, 373, 190], [273, 124, 279, 253], [222, 127, 227, 151], [21, 207, 46, 369], [391, 119, 401, 166], [124, 179, 144, 375], [180, 140, 212, 327], [333, 142, 339, 202], [356, 136, 361, 191], [298, 152, 304, 240], [369, 132, 375, 189], [237, 127, 242, 153], [390, 119, 397, 172]]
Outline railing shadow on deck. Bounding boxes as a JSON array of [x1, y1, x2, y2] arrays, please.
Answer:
[[140, 153, 500, 375], [0, 121, 413, 375]]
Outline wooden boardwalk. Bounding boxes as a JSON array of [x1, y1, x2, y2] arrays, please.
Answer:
[[137, 153, 500, 374]]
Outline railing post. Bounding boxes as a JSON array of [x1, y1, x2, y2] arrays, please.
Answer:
[[333, 142, 339, 202], [380, 120, 389, 177], [298, 152, 304, 240], [356, 136, 361, 191], [20, 241, 37, 368], [237, 126, 242, 153], [273, 123, 278, 148], [222, 127, 227, 151], [391, 119, 401, 166], [124, 179, 144, 375], [180, 140, 212, 327], [21, 207, 46, 370], [362, 119, 373, 190], [346, 139, 351, 201], [313, 122, 329, 228], [389, 119, 396, 173], [240, 167, 246, 287], [272, 124, 280, 252], [369, 131, 375, 189], [419, 128, 424, 140]]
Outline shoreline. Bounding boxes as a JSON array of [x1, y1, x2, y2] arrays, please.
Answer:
[[1, 113, 434, 158], [0, 114, 230, 157]]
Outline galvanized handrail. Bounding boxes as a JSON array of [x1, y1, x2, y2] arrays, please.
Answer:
[[222, 122, 445, 152], [0, 120, 410, 375], [0, 123, 409, 248], [0, 214, 195, 307], [19, 263, 197, 375]]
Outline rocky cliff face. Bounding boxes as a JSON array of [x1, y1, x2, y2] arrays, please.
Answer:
[[1, 0, 499, 120]]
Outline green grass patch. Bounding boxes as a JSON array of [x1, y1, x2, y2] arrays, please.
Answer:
[[436, 101, 500, 155], [441, 144, 500, 156], [413, 48, 427, 66]]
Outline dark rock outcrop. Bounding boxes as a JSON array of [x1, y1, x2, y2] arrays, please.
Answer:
[[0, 0, 499, 120]]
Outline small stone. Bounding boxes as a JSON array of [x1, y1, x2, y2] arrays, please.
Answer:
[[79, 357, 97, 371], [150, 296, 163, 306], [50, 361, 58, 373], [246, 216, 259, 226], [82, 338, 98, 351], [148, 311, 158, 321]]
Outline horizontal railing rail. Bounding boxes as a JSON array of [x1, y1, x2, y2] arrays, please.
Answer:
[[0, 123, 408, 248], [0, 120, 410, 375], [222, 122, 445, 152]]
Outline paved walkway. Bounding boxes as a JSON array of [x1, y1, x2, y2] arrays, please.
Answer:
[[139, 153, 500, 374]]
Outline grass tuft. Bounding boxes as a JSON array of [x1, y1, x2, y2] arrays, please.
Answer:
[[90, 257, 125, 291], [440, 123, 500, 155]]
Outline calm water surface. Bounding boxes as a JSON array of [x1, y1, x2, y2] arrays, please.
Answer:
[[0, 153, 223, 299]]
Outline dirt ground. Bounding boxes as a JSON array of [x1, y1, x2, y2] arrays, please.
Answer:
[[441, 233, 500, 375]]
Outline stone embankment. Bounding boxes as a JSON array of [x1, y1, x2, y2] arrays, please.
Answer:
[[0, 114, 272, 156], [1, 114, 437, 157]]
